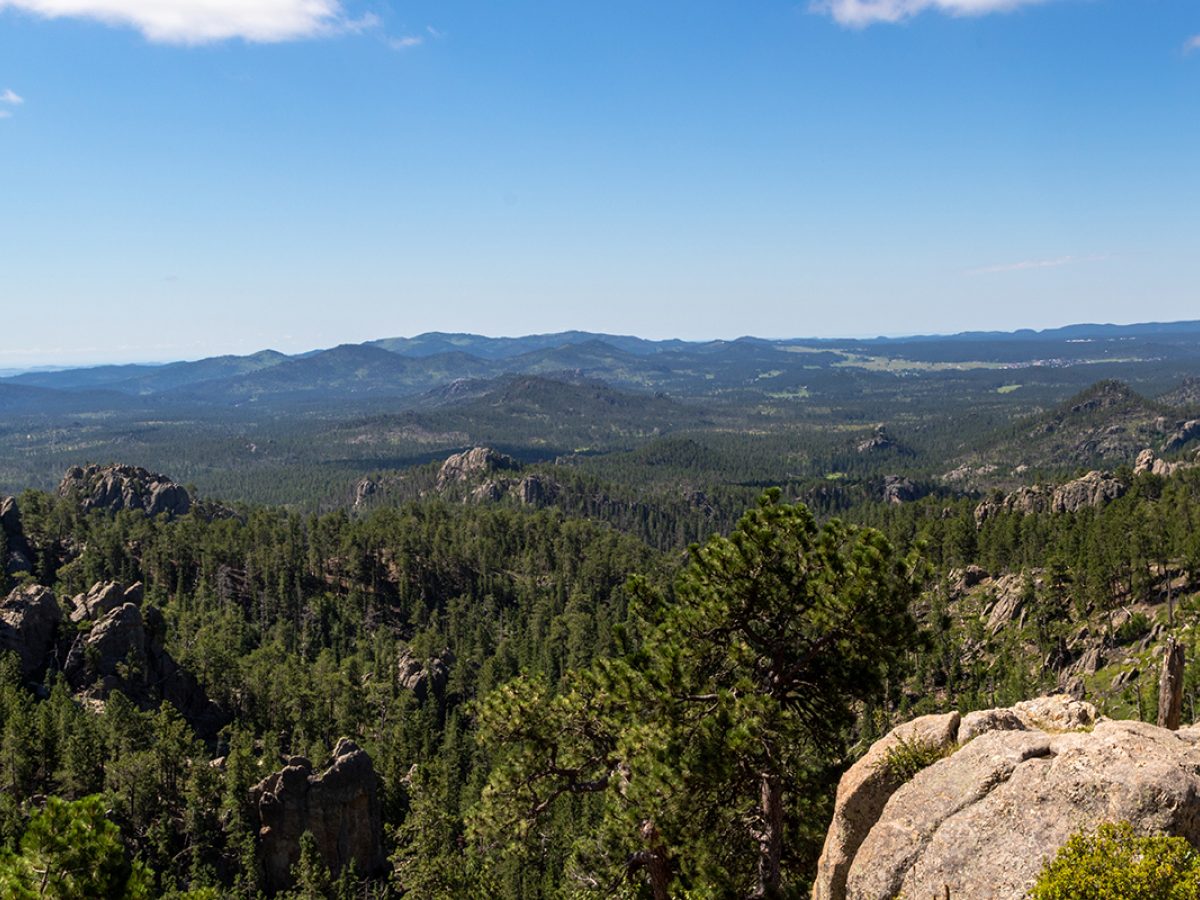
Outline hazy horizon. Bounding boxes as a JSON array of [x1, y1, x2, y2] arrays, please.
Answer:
[[3, 316, 1200, 373]]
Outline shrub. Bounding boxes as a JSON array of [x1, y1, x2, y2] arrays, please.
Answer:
[[1028, 821, 1200, 899], [879, 736, 954, 785], [1114, 611, 1151, 646]]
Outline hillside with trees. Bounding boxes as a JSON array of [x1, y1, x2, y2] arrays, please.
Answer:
[[2, 325, 1200, 897]]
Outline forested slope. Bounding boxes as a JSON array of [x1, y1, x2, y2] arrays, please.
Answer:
[[2, 443, 1200, 896]]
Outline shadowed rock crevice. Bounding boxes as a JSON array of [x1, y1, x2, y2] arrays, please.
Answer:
[[1, 497, 35, 578]]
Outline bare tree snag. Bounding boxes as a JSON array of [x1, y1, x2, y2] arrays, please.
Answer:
[[1158, 637, 1185, 730]]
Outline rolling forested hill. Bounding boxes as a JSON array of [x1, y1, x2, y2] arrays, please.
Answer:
[[4, 321, 1200, 505]]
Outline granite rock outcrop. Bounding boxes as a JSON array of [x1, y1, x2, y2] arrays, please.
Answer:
[[813, 696, 1200, 900], [250, 738, 385, 893]]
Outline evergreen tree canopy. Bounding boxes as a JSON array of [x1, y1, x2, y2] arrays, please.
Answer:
[[0, 795, 152, 899], [473, 490, 923, 898]]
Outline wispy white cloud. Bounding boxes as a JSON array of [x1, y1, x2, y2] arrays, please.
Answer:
[[814, 0, 1052, 28], [1186, 35, 1200, 54], [1, 88, 21, 119], [966, 254, 1111, 276], [0, 0, 374, 44], [339, 11, 380, 35], [388, 24, 442, 51]]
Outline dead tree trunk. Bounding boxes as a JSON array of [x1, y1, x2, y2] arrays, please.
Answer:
[[631, 821, 672, 900], [1158, 637, 1185, 730], [753, 772, 784, 898]]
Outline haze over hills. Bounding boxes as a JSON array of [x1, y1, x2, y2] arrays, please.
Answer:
[[7, 320, 1200, 402], [2, 319, 1199, 505]]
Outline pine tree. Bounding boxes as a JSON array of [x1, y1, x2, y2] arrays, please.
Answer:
[[0, 795, 153, 899], [473, 490, 923, 898]]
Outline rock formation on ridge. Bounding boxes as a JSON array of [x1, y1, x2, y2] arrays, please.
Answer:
[[62, 581, 224, 735], [974, 470, 1126, 525], [436, 447, 519, 488], [58, 464, 192, 518]]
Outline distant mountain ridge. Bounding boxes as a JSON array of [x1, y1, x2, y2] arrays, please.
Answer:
[[7, 350, 288, 395], [4, 321, 1200, 414], [367, 330, 697, 359], [858, 319, 1200, 344]]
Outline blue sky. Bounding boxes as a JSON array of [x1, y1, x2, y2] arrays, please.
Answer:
[[1, 0, 1197, 365]]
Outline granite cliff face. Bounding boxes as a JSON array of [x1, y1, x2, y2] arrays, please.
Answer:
[[431, 447, 564, 508], [397, 646, 455, 703], [1, 496, 35, 578], [250, 738, 385, 893], [814, 696, 1200, 900], [0, 584, 61, 679]]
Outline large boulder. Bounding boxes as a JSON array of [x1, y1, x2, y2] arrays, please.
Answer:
[[58, 464, 191, 518], [250, 738, 385, 894], [397, 646, 455, 702], [0, 585, 61, 679], [812, 711, 961, 900], [812, 696, 1200, 900], [68, 581, 143, 625]]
